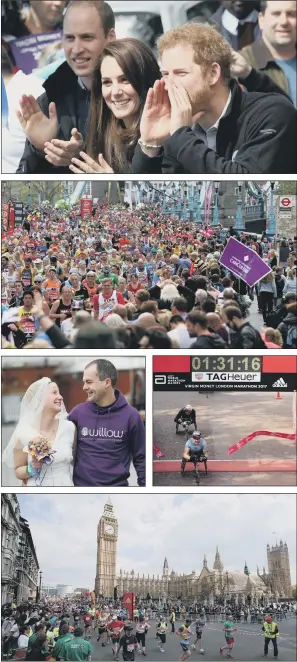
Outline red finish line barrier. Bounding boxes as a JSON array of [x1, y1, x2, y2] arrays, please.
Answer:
[[153, 429, 297, 473], [228, 430, 296, 455], [153, 459, 297, 473], [153, 443, 165, 458]]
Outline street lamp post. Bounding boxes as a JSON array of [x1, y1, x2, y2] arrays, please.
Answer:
[[226, 572, 229, 605], [212, 181, 220, 225], [182, 184, 188, 221], [235, 181, 244, 232], [189, 182, 194, 221], [196, 181, 202, 224], [266, 181, 276, 241], [170, 183, 176, 216], [37, 570, 42, 603]]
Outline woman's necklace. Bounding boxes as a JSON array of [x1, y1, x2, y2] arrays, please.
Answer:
[[40, 422, 59, 438]]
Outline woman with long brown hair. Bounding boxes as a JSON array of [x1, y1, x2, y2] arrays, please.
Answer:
[[69, 38, 161, 174]]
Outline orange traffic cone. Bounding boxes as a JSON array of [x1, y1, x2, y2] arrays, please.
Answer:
[[276, 392, 282, 400]]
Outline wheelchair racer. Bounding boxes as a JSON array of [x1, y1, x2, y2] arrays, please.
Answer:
[[174, 405, 197, 433], [181, 431, 207, 473]]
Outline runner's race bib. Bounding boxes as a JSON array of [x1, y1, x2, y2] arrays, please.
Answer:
[[19, 316, 35, 338], [22, 270, 32, 288], [48, 287, 60, 302], [127, 644, 135, 651]]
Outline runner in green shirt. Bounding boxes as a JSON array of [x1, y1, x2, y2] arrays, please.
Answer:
[[96, 268, 119, 287], [26, 624, 47, 660], [51, 624, 74, 660], [63, 627, 92, 661], [220, 616, 237, 659]]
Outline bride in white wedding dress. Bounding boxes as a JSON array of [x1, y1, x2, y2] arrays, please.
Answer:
[[2, 377, 76, 486]]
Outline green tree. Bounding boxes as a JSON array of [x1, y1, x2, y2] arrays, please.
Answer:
[[2, 181, 65, 205], [274, 182, 297, 196], [292, 585, 296, 599]]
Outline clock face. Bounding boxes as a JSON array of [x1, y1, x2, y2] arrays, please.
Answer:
[[104, 524, 114, 535]]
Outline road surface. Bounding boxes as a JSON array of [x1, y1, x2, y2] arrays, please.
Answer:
[[80, 615, 297, 661], [153, 391, 296, 487]]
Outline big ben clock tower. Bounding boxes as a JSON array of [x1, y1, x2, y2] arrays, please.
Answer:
[[95, 498, 118, 598]]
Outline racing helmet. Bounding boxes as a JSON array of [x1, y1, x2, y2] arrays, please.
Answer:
[[265, 617, 272, 623], [184, 405, 192, 411], [193, 431, 201, 439]]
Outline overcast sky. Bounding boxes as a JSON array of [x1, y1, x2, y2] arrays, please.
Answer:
[[17, 494, 296, 589]]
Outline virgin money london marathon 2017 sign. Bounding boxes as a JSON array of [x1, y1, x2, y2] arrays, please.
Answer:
[[219, 236, 271, 287]]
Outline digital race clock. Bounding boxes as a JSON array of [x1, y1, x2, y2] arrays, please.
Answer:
[[191, 356, 261, 373]]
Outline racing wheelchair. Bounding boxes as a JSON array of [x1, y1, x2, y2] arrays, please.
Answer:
[[180, 451, 208, 485]]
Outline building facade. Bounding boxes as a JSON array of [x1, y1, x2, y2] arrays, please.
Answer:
[[259, 542, 292, 599], [1, 495, 39, 605], [95, 498, 118, 598], [16, 516, 39, 603], [95, 501, 292, 603], [116, 548, 270, 605], [1, 494, 21, 605], [56, 584, 74, 597]]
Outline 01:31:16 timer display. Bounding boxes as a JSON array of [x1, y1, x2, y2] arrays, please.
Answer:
[[191, 356, 262, 372]]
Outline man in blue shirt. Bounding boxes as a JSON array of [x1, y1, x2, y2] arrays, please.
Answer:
[[181, 431, 207, 473]]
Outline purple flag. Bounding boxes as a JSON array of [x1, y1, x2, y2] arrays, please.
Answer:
[[219, 236, 271, 287]]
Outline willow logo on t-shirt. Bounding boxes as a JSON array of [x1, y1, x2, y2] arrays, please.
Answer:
[[80, 426, 124, 439]]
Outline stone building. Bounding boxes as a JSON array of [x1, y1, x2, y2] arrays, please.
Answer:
[[95, 498, 118, 598], [259, 542, 292, 599], [1, 494, 21, 605], [16, 516, 39, 602], [95, 500, 292, 603], [116, 547, 269, 605], [1, 495, 39, 605]]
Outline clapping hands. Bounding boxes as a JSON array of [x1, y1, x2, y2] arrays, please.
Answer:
[[16, 95, 84, 166]]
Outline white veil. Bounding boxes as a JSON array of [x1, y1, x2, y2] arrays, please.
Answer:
[[2, 377, 67, 468]]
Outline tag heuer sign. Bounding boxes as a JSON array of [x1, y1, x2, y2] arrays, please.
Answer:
[[280, 197, 292, 209]]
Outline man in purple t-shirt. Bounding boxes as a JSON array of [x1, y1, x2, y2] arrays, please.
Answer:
[[68, 359, 146, 487]]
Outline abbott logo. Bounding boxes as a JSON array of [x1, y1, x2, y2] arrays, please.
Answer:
[[155, 375, 166, 384]]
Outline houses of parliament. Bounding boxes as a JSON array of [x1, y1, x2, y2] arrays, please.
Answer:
[[94, 500, 292, 603]]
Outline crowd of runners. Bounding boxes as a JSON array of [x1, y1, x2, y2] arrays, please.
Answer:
[[2, 201, 297, 350], [2, 599, 296, 661]]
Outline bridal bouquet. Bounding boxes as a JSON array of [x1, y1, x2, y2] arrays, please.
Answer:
[[23, 435, 57, 465]]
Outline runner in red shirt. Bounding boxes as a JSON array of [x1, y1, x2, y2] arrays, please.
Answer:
[[107, 616, 125, 661], [93, 278, 125, 322]]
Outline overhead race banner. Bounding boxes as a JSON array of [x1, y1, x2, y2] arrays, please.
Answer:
[[219, 236, 271, 287], [81, 199, 93, 218], [153, 355, 297, 391]]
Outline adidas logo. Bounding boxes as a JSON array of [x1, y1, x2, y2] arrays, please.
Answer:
[[272, 378, 287, 388]]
